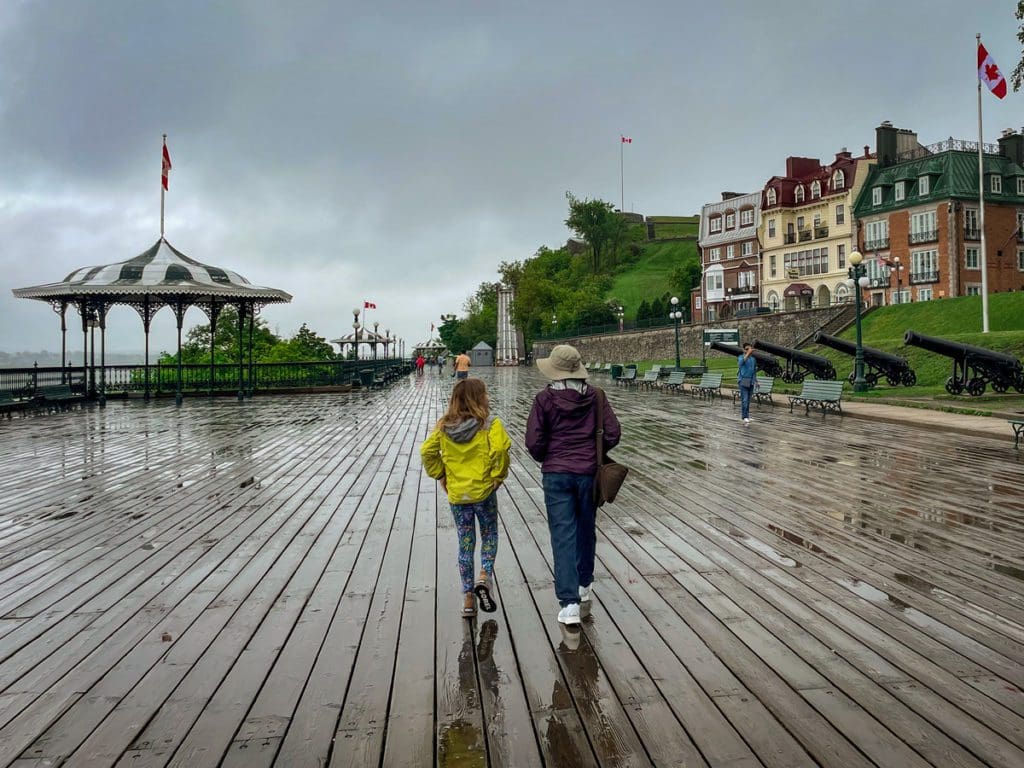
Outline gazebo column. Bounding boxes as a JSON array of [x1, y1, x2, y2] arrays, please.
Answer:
[[141, 298, 153, 401], [207, 302, 222, 397], [174, 299, 186, 407], [78, 300, 90, 396], [237, 301, 246, 402], [53, 300, 68, 385], [97, 302, 108, 408], [247, 304, 256, 398]]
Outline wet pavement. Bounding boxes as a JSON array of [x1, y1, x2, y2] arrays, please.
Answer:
[[0, 367, 1020, 767]]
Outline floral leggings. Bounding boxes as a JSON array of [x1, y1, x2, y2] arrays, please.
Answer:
[[451, 493, 498, 593]]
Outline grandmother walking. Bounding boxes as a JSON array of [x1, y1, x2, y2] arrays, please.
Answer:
[[526, 344, 620, 626]]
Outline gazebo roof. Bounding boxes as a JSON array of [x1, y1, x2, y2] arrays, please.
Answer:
[[12, 237, 291, 304], [331, 327, 391, 344], [415, 337, 447, 351]]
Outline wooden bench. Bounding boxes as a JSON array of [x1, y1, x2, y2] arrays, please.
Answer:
[[638, 370, 660, 389], [690, 372, 723, 400], [681, 365, 708, 378], [658, 371, 686, 393], [1010, 418, 1024, 449], [788, 379, 844, 415], [615, 368, 638, 387], [34, 384, 83, 410], [733, 376, 775, 406]]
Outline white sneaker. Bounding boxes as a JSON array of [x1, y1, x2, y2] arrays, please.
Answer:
[[557, 603, 581, 626], [579, 584, 592, 618], [743, 417, 750, 424]]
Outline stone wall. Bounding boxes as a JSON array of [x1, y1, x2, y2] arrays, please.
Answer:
[[532, 306, 851, 363]]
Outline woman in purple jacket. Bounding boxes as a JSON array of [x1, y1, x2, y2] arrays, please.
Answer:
[[526, 345, 621, 626]]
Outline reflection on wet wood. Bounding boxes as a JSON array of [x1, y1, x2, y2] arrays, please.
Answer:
[[0, 370, 1021, 766]]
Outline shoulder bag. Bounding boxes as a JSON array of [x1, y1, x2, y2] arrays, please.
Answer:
[[593, 387, 628, 506]]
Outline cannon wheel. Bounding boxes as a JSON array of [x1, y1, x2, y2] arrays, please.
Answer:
[[945, 376, 964, 395], [966, 378, 987, 397], [901, 370, 917, 387], [865, 372, 879, 387], [886, 373, 901, 386], [791, 370, 805, 383], [1016, 373, 1024, 393], [847, 371, 856, 385], [991, 379, 1009, 394], [823, 369, 836, 381]]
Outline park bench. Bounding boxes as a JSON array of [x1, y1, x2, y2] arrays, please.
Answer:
[[1010, 418, 1024, 449], [732, 376, 775, 406], [638, 370, 660, 389], [0, 391, 23, 418], [615, 368, 638, 387], [681, 365, 707, 378], [690, 372, 723, 400], [601, 363, 612, 374], [788, 379, 844, 415], [658, 371, 686, 393], [34, 384, 82, 411]]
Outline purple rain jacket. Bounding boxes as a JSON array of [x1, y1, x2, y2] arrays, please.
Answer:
[[525, 384, 621, 475]]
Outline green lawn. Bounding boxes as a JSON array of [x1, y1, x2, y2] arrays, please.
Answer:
[[608, 239, 698, 319]]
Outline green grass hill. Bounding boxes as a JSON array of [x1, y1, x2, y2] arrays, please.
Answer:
[[609, 219, 699, 317]]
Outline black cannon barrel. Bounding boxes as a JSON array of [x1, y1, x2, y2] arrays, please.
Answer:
[[815, 332, 909, 368], [903, 329, 1022, 369], [754, 338, 835, 378], [709, 341, 783, 376]]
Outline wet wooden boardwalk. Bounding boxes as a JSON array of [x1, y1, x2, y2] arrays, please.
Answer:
[[0, 368, 1021, 767]]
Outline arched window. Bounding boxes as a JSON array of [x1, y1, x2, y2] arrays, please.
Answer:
[[835, 282, 850, 303], [832, 170, 845, 190], [766, 291, 780, 311], [810, 180, 821, 199], [766, 187, 777, 206], [795, 185, 805, 203]]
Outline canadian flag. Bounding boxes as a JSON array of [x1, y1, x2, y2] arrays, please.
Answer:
[[978, 42, 1006, 99], [364, 300, 376, 309], [161, 139, 172, 190], [621, 136, 632, 144]]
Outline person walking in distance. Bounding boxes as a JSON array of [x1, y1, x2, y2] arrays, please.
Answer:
[[421, 378, 512, 618], [526, 344, 620, 626], [415, 354, 426, 376], [737, 342, 757, 424], [455, 350, 471, 380]]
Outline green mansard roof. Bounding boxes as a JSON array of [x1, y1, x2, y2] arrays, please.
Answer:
[[853, 149, 1024, 217]]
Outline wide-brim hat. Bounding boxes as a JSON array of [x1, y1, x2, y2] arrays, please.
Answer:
[[537, 344, 588, 380]]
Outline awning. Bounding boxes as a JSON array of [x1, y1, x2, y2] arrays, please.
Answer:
[[784, 282, 814, 298]]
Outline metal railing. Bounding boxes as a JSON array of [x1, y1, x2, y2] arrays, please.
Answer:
[[897, 138, 1000, 162], [814, 227, 829, 239], [909, 229, 938, 244], [910, 270, 940, 285], [964, 227, 980, 241], [784, 233, 797, 244], [798, 231, 812, 242], [538, 315, 676, 341], [864, 237, 890, 250]]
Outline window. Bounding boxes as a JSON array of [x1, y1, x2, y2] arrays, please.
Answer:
[[1018, 248, 1024, 271], [965, 208, 979, 238], [910, 210, 937, 243], [741, 241, 753, 257], [918, 288, 932, 301], [991, 175, 1002, 194], [782, 247, 829, 276], [911, 248, 938, 280], [832, 170, 845, 190], [768, 219, 776, 238], [706, 272, 723, 291], [709, 217, 722, 233], [966, 284, 981, 296], [725, 212, 736, 229], [872, 187, 882, 206], [797, 216, 805, 230], [766, 188, 777, 206], [865, 219, 889, 249], [709, 247, 721, 261], [795, 185, 805, 203], [740, 208, 754, 226], [835, 204, 845, 224], [813, 213, 822, 227], [919, 176, 930, 196], [770, 254, 777, 277], [738, 270, 756, 288], [726, 244, 735, 259], [1017, 210, 1024, 237], [811, 180, 821, 199], [965, 247, 979, 269], [838, 244, 846, 269], [894, 181, 905, 201], [1018, 178, 1024, 195]]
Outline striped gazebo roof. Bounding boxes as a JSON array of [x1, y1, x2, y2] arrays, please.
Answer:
[[13, 238, 291, 304]]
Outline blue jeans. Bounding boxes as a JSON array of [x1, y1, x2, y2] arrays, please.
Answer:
[[739, 384, 754, 419], [542, 472, 596, 606]]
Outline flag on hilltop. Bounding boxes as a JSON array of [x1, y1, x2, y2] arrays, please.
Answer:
[[162, 139, 172, 190], [978, 42, 1006, 99], [621, 136, 632, 144], [364, 300, 376, 309], [430, 323, 435, 332]]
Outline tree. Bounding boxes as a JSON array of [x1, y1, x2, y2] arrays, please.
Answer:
[[160, 305, 280, 365], [263, 323, 336, 362], [1013, 1, 1024, 91], [636, 299, 652, 324], [565, 192, 629, 273], [669, 260, 702, 302]]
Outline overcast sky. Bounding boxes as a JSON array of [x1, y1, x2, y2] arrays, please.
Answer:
[[1, 0, 1021, 356]]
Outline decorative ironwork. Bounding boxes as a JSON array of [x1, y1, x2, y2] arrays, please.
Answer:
[[964, 228, 981, 241], [864, 237, 890, 250], [910, 270, 940, 284], [814, 227, 829, 239], [897, 138, 1001, 162], [909, 230, 939, 244], [783, 233, 797, 244]]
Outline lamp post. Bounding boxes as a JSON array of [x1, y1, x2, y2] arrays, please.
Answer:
[[551, 313, 558, 337], [890, 256, 903, 304], [615, 305, 624, 333], [669, 296, 683, 369], [848, 251, 869, 392], [351, 308, 361, 360]]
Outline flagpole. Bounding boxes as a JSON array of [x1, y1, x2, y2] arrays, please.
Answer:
[[160, 134, 167, 239], [620, 138, 624, 212], [977, 33, 990, 333]]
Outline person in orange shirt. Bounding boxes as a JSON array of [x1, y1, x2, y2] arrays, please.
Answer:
[[454, 350, 471, 380]]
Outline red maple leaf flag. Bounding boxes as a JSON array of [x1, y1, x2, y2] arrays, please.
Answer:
[[978, 42, 1006, 99], [364, 300, 376, 309], [621, 136, 632, 144], [161, 139, 172, 190]]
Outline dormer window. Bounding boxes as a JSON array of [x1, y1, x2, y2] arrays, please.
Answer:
[[872, 187, 882, 206], [1017, 177, 1024, 195], [709, 216, 722, 233], [740, 208, 754, 226], [894, 181, 905, 202], [810, 180, 821, 199], [832, 170, 845, 190], [725, 212, 736, 229], [766, 188, 777, 206], [795, 185, 805, 203], [919, 176, 930, 196], [991, 175, 1002, 194]]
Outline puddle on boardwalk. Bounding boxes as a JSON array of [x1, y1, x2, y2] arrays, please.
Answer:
[[437, 719, 486, 767]]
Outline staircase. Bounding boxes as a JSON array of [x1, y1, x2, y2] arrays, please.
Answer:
[[793, 304, 863, 348]]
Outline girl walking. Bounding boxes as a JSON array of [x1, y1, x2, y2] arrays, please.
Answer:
[[421, 378, 512, 618]]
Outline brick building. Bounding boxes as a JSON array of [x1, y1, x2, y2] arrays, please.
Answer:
[[696, 191, 761, 321]]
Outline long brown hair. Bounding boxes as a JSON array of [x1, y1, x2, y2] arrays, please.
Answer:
[[437, 378, 490, 430]]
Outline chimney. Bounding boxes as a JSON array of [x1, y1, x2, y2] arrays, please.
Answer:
[[720, 191, 743, 201], [998, 128, 1024, 167], [876, 121, 898, 168]]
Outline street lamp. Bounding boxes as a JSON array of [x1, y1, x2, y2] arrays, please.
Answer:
[[551, 313, 558, 336], [848, 251, 870, 392], [890, 256, 903, 304], [615, 305, 624, 333], [351, 308, 361, 360], [669, 296, 684, 369]]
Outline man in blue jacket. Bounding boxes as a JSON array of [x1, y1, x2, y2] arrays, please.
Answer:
[[737, 342, 757, 424], [526, 345, 620, 626]]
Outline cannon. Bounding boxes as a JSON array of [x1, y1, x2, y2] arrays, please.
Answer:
[[813, 332, 917, 387], [903, 329, 1024, 396], [753, 339, 836, 382], [708, 341, 785, 378]]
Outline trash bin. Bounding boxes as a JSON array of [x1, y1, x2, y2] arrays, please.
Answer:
[[358, 369, 375, 388], [610, 364, 623, 379]]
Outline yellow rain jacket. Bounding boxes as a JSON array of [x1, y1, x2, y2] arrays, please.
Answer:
[[420, 417, 512, 504]]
